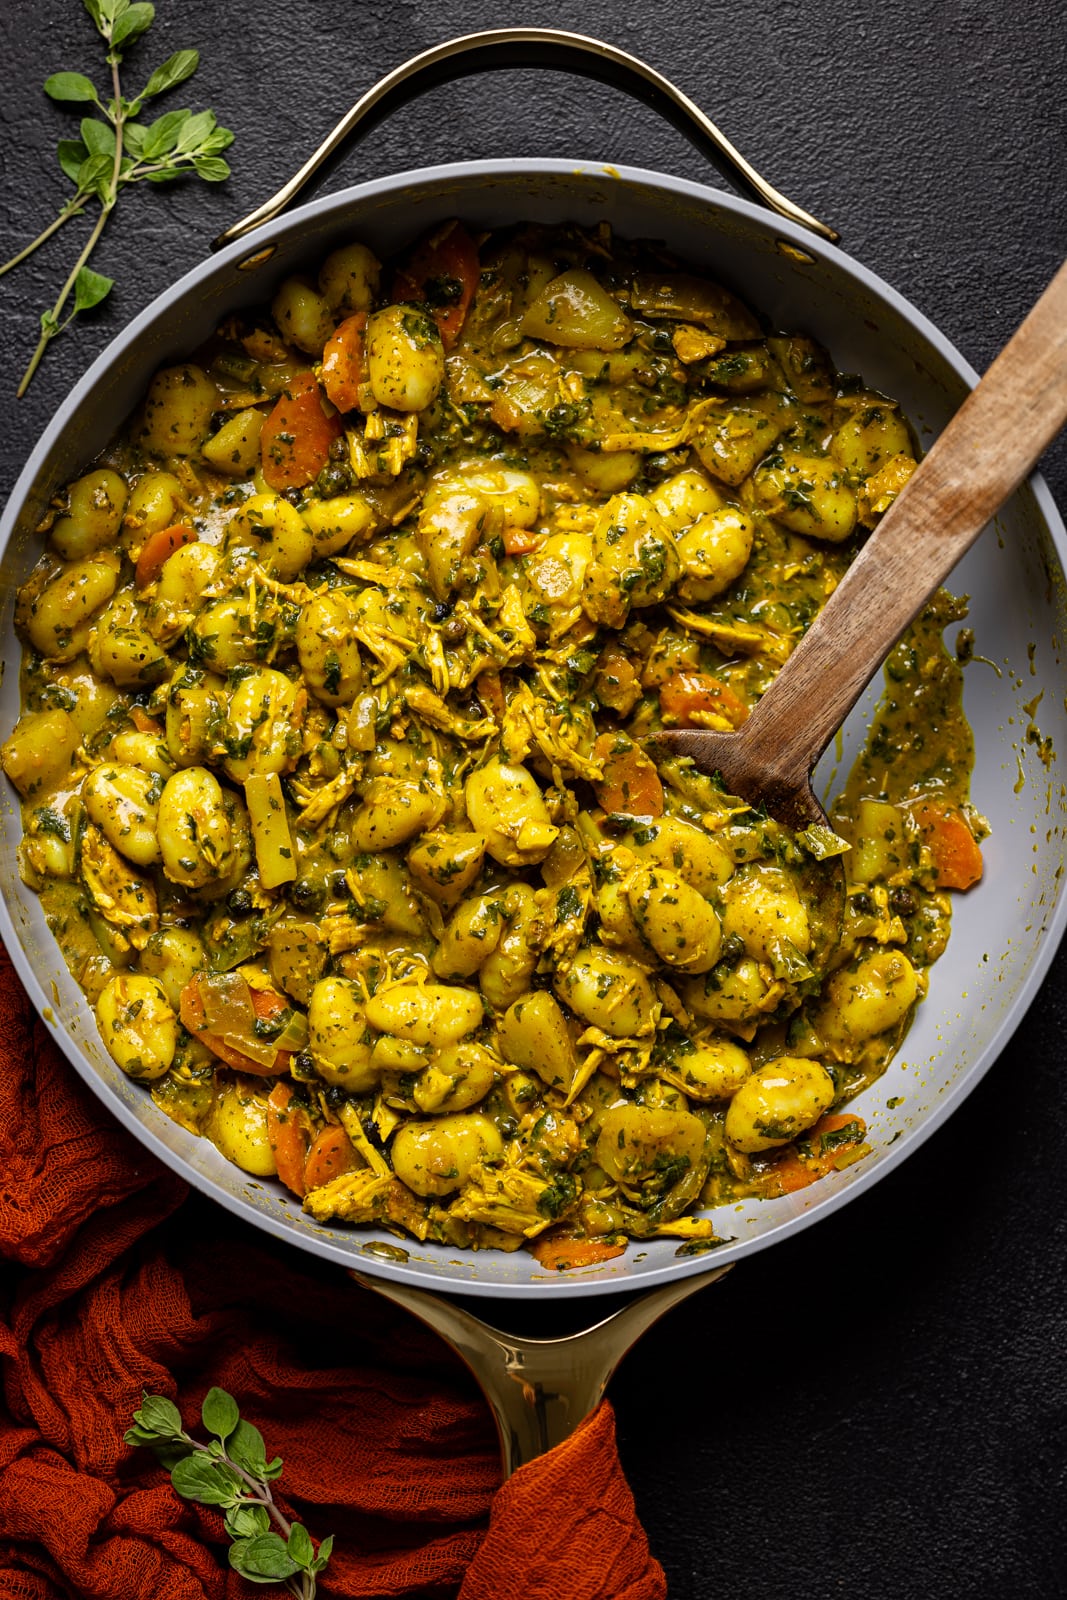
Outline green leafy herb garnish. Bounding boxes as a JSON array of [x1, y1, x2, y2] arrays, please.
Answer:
[[1, 0, 236, 396], [125, 1386, 333, 1596]]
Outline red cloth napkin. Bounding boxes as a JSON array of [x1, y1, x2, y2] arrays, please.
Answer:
[[0, 947, 666, 1599]]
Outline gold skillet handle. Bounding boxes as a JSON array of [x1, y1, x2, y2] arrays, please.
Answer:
[[213, 28, 838, 252], [352, 1263, 731, 1479]]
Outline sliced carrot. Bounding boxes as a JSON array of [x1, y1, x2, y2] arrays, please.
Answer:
[[321, 312, 368, 414], [769, 1113, 868, 1196], [476, 670, 506, 721], [179, 974, 294, 1078], [135, 523, 197, 588], [393, 220, 480, 350], [129, 706, 163, 735], [659, 671, 749, 730], [593, 732, 664, 816], [303, 1125, 361, 1192], [502, 525, 542, 557], [911, 799, 984, 890], [266, 1081, 314, 1198], [529, 1234, 628, 1271], [260, 371, 342, 491]]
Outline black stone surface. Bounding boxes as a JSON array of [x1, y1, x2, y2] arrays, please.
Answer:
[[2, 3, 1066, 1596]]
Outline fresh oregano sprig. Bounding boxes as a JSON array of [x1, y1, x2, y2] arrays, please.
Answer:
[[0, 0, 235, 397], [124, 1387, 333, 1595]]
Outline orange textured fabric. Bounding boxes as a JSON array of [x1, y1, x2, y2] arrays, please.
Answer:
[[0, 947, 666, 1599]]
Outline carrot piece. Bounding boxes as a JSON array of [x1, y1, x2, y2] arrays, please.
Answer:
[[321, 312, 368, 414], [129, 706, 162, 734], [259, 371, 342, 490], [393, 220, 480, 350], [529, 1235, 628, 1271], [659, 671, 749, 729], [178, 974, 294, 1077], [593, 732, 664, 816], [266, 1081, 313, 1198], [911, 799, 984, 890], [476, 670, 506, 721], [303, 1125, 360, 1192], [769, 1113, 868, 1196], [134, 523, 197, 589], [502, 525, 542, 557]]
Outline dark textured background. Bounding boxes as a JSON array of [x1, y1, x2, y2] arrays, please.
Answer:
[[2, 2, 1067, 1595]]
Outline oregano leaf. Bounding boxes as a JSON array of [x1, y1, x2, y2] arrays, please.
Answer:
[[170, 1453, 242, 1507], [111, 1, 154, 48], [123, 122, 147, 158], [135, 1393, 183, 1437], [228, 1533, 299, 1583], [193, 155, 230, 182], [227, 1418, 268, 1477], [57, 140, 90, 183], [75, 151, 114, 200], [201, 1386, 239, 1442], [313, 1532, 335, 1573], [141, 106, 189, 158], [175, 108, 215, 151], [73, 266, 113, 313], [200, 125, 235, 153], [80, 117, 116, 157], [44, 72, 99, 103], [287, 1523, 314, 1568], [82, 0, 105, 28], [140, 49, 198, 99], [123, 1423, 158, 1447], [224, 1503, 271, 1540]]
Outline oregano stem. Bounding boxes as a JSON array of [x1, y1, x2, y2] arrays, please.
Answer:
[[0, 197, 90, 279]]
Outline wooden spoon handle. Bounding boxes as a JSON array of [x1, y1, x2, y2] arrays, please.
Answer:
[[737, 258, 1067, 791]]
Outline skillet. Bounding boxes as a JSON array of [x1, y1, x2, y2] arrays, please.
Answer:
[[2, 29, 1066, 1466]]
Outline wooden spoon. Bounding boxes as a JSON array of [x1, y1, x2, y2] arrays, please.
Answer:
[[654, 260, 1067, 830]]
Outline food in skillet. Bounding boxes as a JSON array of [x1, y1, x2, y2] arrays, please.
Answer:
[[2, 220, 986, 1265]]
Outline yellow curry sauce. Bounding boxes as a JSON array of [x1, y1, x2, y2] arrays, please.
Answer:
[[1, 220, 985, 1267]]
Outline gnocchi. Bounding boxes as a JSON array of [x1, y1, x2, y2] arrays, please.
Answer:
[[4, 217, 976, 1263]]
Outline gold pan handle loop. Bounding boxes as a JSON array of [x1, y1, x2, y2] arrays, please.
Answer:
[[213, 28, 838, 251]]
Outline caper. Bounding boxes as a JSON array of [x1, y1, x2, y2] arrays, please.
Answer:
[[227, 887, 254, 915], [315, 463, 352, 497], [291, 876, 325, 910]]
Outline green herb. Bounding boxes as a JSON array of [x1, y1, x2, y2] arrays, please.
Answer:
[[125, 1387, 333, 1596], [1, 0, 235, 396]]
